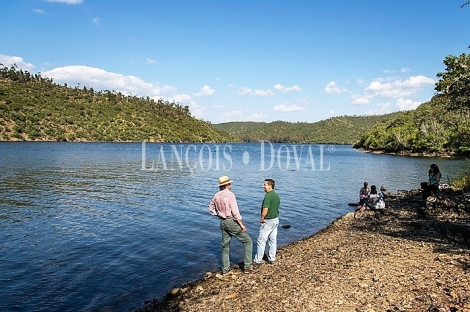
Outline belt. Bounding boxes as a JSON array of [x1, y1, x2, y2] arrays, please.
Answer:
[[219, 216, 233, 220]]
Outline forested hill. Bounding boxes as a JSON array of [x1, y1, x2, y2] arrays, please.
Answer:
[[0, 65, 237, 142], [354, 53, 470, 156], [353, 93, 470, 156], [214, 113, 401, 144]]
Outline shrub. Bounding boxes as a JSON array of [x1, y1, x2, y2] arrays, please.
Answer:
[[452, 172, 470, 191]]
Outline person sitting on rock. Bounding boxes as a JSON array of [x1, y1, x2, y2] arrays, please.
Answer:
[[358, 182, 370, 206], [422, 164, 441, 200], [355, 182, 370, 218], [380, 185, 387, 195], [367, 185, 385, 210]]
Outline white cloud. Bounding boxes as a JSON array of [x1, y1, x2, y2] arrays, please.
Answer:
[[254, 89, 274, 96], [247, 113, 267, 121], [329, 110, 335, 115], [43, 0, 83, 4], [92, 17, 100, 25], [42, 65, 175, 96], [146, 58, 155, 64], [238, 86, 253, 95], [395, 98, 421, 110], [273, 104, 305, 112], [238, 87, 274, 96], [273, 84, 302, 92], [382, 68, 411, 74], [0, 55, 35, 71], [194, 85, 215, 97], [351, 94, 371, 105], [324, 81, 346, 94], [168, 93, 191, 103], [33, 9, 45, 14], [364, 75, 434, 99]]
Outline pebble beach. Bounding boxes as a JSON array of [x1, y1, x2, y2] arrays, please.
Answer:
[[136, 188, 470, 312]]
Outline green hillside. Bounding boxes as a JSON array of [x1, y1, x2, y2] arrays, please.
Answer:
[[215, 113, 401, 144], [2, 52, 468, 152], [354, 53, 470, 156], [0, 65, 237, 143]]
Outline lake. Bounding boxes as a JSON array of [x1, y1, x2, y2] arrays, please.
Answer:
[[0, 142, 468, 312]]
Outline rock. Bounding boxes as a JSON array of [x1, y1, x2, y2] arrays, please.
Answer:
[[167, 287, 180, 298]]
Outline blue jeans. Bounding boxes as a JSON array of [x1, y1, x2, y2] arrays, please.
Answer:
[[220, 219, 253, 273], [254, 217, 279, 263]]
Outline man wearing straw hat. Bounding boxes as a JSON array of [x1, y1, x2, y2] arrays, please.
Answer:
[[209, 175, 257, 274]]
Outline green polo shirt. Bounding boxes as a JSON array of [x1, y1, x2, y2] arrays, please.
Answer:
[[262, 190, 280, 219]]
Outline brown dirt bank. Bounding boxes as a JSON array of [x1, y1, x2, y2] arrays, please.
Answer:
[[136, 189, 470, 312], [355, 147, 462, 159]]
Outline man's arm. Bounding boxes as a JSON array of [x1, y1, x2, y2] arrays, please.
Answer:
[[209, 198, 218, 216], [235, 219, 247, 233], [226, 194, 247, 232], [260, 207, 268, 223]]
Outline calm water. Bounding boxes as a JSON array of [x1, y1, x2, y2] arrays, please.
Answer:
[[0, 142, 468, 311]]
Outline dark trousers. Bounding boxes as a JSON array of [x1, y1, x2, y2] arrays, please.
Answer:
[[422, 184, 438, 199]]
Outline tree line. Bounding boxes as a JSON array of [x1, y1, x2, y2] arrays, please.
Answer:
[[214, 114, 401, 144], [354, 53, 470, 156], [0, 64, 236, 143]]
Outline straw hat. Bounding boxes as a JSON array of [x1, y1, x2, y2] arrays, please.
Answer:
[[218, 176, 232, 186]]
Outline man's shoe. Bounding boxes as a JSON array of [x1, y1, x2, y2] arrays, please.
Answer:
[[244, 266, 259, 275], [252, 261, 262, 268]]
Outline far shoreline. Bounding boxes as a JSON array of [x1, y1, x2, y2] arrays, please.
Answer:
[[354, 147, 465, 159], [3, 140, 467, 160]]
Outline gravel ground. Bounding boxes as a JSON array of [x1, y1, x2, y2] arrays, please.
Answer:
[[136, 189, 470, 312]]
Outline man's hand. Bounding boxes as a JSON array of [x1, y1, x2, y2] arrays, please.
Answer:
[[260, 207, 268, 224]]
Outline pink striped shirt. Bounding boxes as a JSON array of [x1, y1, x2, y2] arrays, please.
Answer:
[[209, 189, 242, 220]]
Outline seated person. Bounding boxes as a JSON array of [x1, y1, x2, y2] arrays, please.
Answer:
[[358, 182, 369, 206], [422, 164, 441, 200], [355, 182, 370, 217], [380, 185, 387, 195], [367, 185, 385, 210]]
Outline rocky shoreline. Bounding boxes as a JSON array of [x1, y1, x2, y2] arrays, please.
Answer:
[[354, 147, 462, 158], [136, 188, 470, 312]]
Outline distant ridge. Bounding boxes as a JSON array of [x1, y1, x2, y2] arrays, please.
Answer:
[[214, 114, 401, 144]]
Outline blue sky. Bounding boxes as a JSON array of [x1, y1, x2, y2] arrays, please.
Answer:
[[1, 0, 469, 124]]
